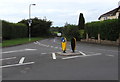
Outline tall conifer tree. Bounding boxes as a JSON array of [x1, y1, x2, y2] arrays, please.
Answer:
[[78, 13, 85, 30]]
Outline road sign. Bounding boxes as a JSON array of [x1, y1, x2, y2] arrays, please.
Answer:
[[61, 37, 67, 53], [71, 37, 76, 53], [28, 20, 32, 26]]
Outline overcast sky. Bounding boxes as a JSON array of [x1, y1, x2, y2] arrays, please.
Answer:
[[0, 0, 119, 26]]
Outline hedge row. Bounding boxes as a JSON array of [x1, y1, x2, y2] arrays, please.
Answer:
[[2, 20, 28, 40], [85, 19, 120, 41]]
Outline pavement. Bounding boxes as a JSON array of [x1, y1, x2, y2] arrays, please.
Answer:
[[1, 37, 119, 80]]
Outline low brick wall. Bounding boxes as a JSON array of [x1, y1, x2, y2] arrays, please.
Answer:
[[81, 39, 119, 46]]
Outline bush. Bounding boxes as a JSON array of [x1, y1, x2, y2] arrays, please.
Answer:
[[62, 24, 80, 40]]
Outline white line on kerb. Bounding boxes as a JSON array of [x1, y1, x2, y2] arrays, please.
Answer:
[[62, 53, 101, 60], [52, 53, 56, 59], [19, 57, 25, 64], [0, 62, 35, 68], [0, 57, 16, 61]]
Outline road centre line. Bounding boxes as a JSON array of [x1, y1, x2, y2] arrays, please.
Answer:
[[0, 57, 16, 61], [19, 57, 25, 64], [34, 41, 61, 50], [2, 48, 37, 54], [62, 53, 101, 60], [0, 62, 35, 68], [52, 53, 56, 59]]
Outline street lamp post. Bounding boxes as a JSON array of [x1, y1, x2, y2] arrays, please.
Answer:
[[28, 4, 36, 41]]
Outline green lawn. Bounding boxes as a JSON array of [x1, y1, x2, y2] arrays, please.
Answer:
[[2, 37, 44, 47]]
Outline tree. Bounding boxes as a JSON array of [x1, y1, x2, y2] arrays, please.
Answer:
[[78, 13, 85, 30], [19, 17, 52, 37]]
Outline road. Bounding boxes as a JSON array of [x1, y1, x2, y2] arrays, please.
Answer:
[[1, 37, 118, 80]]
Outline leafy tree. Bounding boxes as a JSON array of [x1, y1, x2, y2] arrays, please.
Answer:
[[19, 17, 52, 37]]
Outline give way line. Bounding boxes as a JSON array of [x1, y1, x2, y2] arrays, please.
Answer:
[[2, 48, 37, 54], [0, 57, 16, 61], [62, 53, 102, 60], [0, 62, 35, 68], [0, 57, 34, 68]]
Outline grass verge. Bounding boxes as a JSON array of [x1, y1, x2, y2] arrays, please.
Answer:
[[2, 37, 44, 47]]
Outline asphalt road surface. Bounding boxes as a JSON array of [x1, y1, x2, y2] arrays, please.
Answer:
[[1, 37, 118, 80]]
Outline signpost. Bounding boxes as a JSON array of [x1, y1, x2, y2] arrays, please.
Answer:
[[61, 37, 67, 53], [71, 37, 76, 53]]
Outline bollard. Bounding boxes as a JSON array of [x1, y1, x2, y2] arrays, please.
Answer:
[[71, 37, 76, 53], [61, 37, 67, 53]]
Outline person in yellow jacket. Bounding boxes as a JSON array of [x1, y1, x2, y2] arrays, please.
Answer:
[[61, 37, 67, 53]]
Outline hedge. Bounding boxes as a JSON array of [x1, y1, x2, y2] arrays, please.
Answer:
[[2, 20, 28, 40], [85, 19, 119, 41]]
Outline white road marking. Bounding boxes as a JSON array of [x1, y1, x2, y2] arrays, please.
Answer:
[[106, 55, 114, 57], [0, 57, 16, 61], [36, 41, 39, 43], [97, 48, 118, 53], [54, 39, 56, 42], [41, 53, 47, 55], [19, 57, 25, 64], [2, 48, 37, 54], [51, 46, 53, 48], [62, 53, 101, 60], [52, 53, 56, 59], [25, 49, 37, 51], [79, 51, 86, 56], [0, 62, 35, 68], [54, 47, 58, 49], [34, 42, 37, 44]]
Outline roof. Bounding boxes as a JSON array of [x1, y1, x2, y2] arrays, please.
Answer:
[[98, 6, 120, 20]]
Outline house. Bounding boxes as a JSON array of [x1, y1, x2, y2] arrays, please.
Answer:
[[98, 6, 120, 21]]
